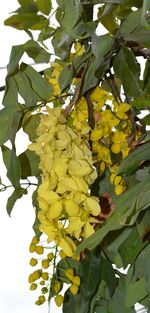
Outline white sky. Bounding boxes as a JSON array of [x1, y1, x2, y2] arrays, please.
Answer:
[[0, 1, 60, 312]]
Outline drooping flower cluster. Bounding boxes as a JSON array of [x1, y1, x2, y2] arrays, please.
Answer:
[[29, 107, 100, 258], [70, 86, 137, 195]]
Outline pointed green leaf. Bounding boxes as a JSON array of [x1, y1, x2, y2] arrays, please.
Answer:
[[0, 108, 20, 146], [3, 77, 19, 108], [7, 147, 21, 189], [92, 33, 114, 60], [80, 248, 102, 301], [59, 64, 73, 92], [19, 149, 40, 179], [126, 277, 147, 308], [22, 112, 41, 141], [4, 13, 48, 30], [58, 0, 83, 33], [24, 40, 50, 63], [118, 142, 150, 175], [14, 72, 39, 108], [36, 0, 52, 15], [6, 188, 27, 216], [113, 46, 142, 97], [20, 63, 52, 101]]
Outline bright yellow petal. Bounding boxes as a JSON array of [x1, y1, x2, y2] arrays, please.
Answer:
[[85, 197, 100, 216]]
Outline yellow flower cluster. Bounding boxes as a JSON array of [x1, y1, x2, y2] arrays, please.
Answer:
[[47, 62, 63, 98], [29, 107, 100, 258], [28, 236, 55, 305], [70, 86, 133, 195]]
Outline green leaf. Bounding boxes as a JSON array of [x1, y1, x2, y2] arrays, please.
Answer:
[[18, 0, 34, 5], [7, 44, 24, 75], [36, 0, 52, 15], [7, 40, 50, 75], [24, 40, 50, 63], [136, 209, 150, 241], [7, 147, 21, 189], [113, 46, 142, 97], [52, 28, 73, 61], [126, 277, 147, 308], [110, 276, 135, 313], [76, 178, 150, 254], [3, 77, 19, 108], [0, 108, 19, 146], [80, 248, 102, 301], [119, 9, 150, 47], [81, 58, 99, 95], [19, 149, 40, 179], [4, 13, 48, 30], [118, 227, 146, 268], [6, 188, 27, 216], [14, 72, 39, 108], [141, 0, 150, 30], [20, 63, 52, 101], [22, 112, 41, 141], [119, 142, 150, 175], [58, 0, 83, 34], [131, 96, 150, 109], [59, 64, 74, 92], [92, 33, 114, 60]]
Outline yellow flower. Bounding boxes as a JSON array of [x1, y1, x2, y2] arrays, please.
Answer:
[[84, 196, 100, 216], [53, 281, 62, 294], [65, 268, 74, 281], [72, 276, 81, 286], [70, 284, 79, 295], [54, 294, 64, 307]]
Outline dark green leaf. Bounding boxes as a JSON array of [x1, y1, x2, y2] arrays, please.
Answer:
[[14, 72, 39, 107], [136, 209, 150, 241], [81, 58, 99, 94], [7, 147, 21, 188], [58, 0, 82, 34], [24, 40, 50, 63], [19, 149, 40, 179], [0, 108, 19, 146], [6, 188, 27, 216], [20, 63, 52, 101], [118, 227, 146, 268], [110, 276, 135, 313], [36, 0, 52, 15], [126, 277, 147, 308], [18, 0, 34, 5], [22, 112, 41, 141], [80, 248, 102, 301], [119, 9, 150, 47], [141, 0, 150, 30], [4, 13, 48, 30], [3, 77, 19, 108], [52, 28, 73, 61], [119, 142, 150, 175], [113, 46, 142, 97], [7, 44, 24, 75], [92, 33, 114, 60], [59, 64, 73, 92], [131, 96, 150, 109]]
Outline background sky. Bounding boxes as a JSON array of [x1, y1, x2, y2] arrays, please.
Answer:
[[0, 2, 146, 313]]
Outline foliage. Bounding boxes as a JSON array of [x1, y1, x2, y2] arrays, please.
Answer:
[[1, 0, 150, 312]]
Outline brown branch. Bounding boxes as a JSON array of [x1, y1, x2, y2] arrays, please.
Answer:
[[84, 88, 95, 129]]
